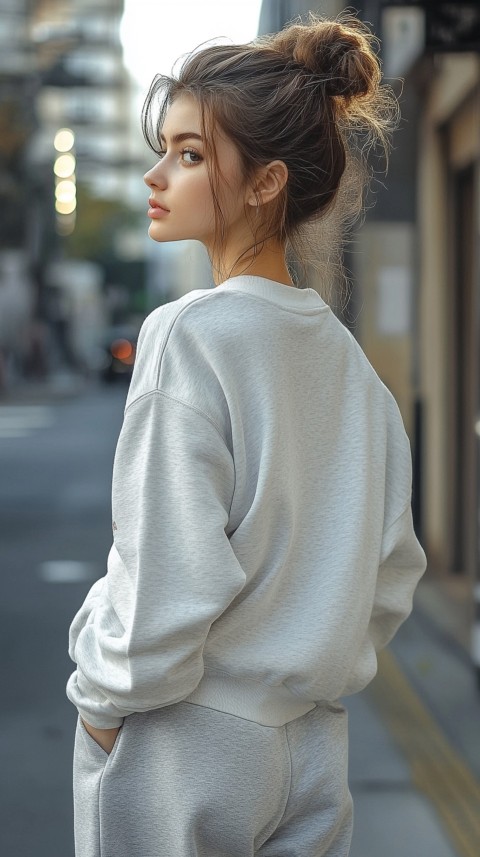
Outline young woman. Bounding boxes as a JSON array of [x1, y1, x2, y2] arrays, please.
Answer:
[[66, 13, 426, 857]]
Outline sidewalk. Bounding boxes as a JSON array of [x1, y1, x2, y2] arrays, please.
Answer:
[[348, 692, 458, 857], [346, 596, 480, 857]]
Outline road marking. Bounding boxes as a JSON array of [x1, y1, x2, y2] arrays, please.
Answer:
[[37, 561, 99, 583], [0, 406, 55, 438], [369, 648, 480, 857]]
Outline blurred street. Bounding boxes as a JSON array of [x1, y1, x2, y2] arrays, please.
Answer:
[[1, 382, 479, 857], [0, 381, 126, 855]]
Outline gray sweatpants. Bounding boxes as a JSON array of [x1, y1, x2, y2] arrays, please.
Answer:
[[73, 700, 353, 856]]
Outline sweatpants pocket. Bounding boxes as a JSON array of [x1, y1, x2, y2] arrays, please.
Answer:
[[73, 716, 125, 857], [78, 717, 124, 762]]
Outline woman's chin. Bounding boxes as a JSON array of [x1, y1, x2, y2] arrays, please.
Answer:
[[147, 222, 171, 242]]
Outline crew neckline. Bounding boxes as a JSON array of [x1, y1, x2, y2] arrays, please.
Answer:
[[216, 275, 328, 313]]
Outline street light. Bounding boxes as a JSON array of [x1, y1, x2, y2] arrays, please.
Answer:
[[54, 127, 76, 234]]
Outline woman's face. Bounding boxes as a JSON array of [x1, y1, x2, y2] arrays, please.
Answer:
[[143, 93, 249, 252]]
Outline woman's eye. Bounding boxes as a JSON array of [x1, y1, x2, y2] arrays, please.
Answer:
[[155, 148, 201, 165], [181, 148, 201, 165]]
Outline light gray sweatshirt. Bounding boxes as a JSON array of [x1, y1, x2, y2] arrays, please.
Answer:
[[66, 275, 427, 729]]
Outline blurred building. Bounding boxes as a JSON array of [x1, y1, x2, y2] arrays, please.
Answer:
[[355, 0, 480, 673], [0, 1, 39, 384], [0, 0, 145, 383], [31, 0, 133, 204], [369, 0, 480, 673], [259, 0, 480, 677], [0, 0, 38, 250]]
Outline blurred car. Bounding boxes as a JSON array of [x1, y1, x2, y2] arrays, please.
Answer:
[[97, 324, 138, 383]]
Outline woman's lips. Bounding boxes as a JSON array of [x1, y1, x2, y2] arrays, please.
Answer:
[[148, 199, 169, 218]]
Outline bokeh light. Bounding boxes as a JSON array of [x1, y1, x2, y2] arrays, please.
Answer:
[[54, 128, 75, 152]]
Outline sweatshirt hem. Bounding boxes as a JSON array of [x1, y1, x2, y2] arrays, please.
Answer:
[[75, 706, 125, 730], [182, 669, 317, 726]]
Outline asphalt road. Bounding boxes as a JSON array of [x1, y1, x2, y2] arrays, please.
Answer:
[[0, 381, 128, 856]]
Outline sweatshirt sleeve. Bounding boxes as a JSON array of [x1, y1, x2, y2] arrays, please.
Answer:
[[368, 503, 427, 653], [365, 389, 427, 654], [66, 390, 246, 728]]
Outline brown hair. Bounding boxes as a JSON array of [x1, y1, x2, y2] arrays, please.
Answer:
[[142, 11, 399, 295]]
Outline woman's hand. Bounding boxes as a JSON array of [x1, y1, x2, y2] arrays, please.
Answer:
[[81, 719, 121, 754]]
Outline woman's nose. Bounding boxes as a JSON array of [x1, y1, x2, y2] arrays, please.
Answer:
[[143, 161, 166, 189]]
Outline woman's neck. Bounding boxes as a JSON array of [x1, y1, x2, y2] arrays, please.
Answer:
[[211, 239, 294, 287]]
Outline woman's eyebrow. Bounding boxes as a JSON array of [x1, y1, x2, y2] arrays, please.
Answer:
[[159, 131, 203, 144]]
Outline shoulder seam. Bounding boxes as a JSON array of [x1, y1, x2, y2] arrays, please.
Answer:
[[152, 292, 217, 390], [124, 388, 227, 444]]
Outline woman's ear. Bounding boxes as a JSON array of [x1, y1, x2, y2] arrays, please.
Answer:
[[247, 160, 288, 208]]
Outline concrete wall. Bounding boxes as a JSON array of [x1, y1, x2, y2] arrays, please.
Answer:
[[354, 222, 415, 435], [417, 54, 480, 573]]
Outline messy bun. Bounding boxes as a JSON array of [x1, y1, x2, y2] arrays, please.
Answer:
[[142, 11, 399, 293], [269, 18, 380, 99]]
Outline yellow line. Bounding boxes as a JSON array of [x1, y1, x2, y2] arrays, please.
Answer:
[[367, 648, 480, 857]]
